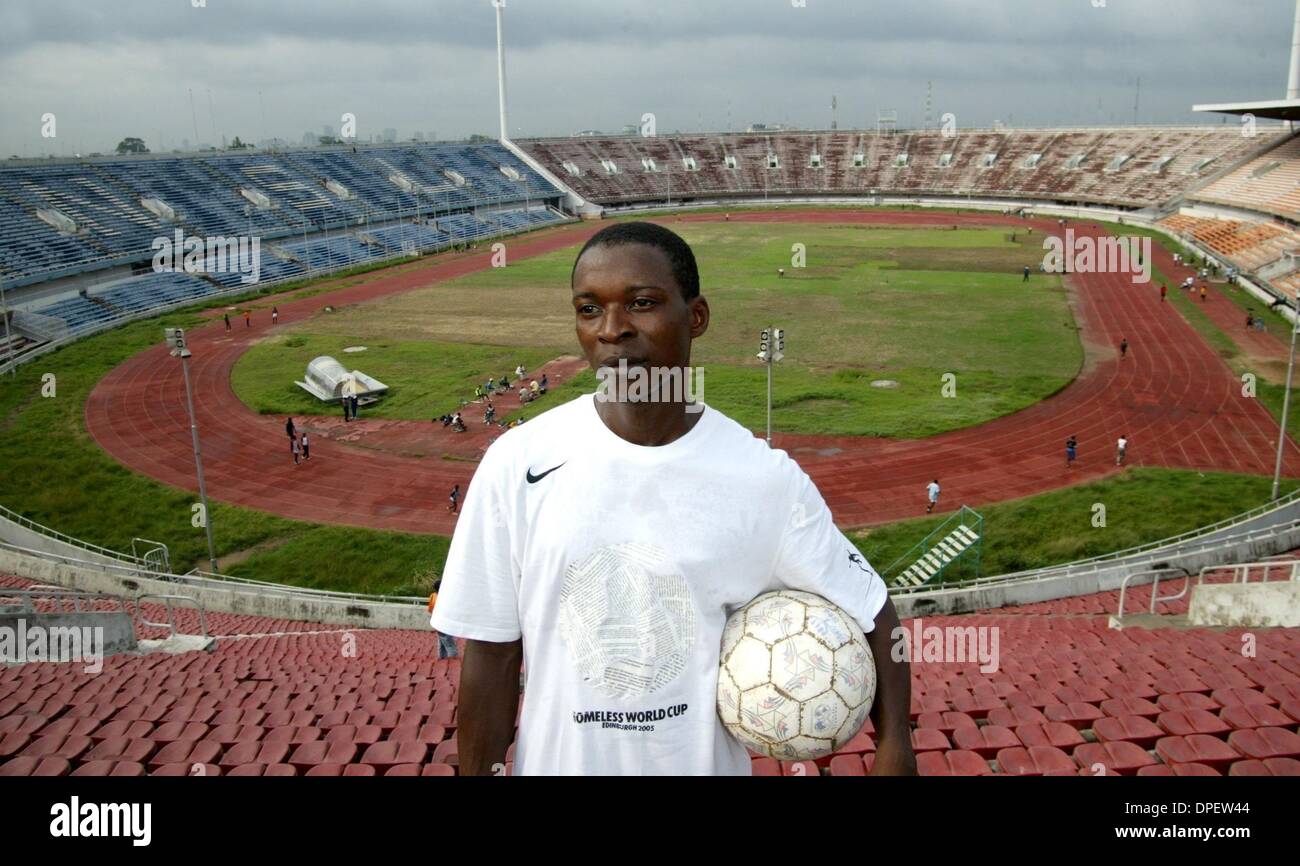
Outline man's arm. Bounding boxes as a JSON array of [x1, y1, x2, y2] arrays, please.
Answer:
[[863, 596, 917, 776], [458, 638, 523, 776]]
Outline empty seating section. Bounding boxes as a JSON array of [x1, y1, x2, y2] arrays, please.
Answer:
[[91, 272, 217, 314], [277, 235, 392, 271], [0, 143, 560, 286], [1194, 134, 1300, 221], [521, 127, 1270, 208], [3, 557, 1299, 777], [0, 164, 167, 259], [33, 295, 118, 335], [363, 223, 450, 252], [107, 158, 311, 240], [1159, 213, 1300, 273], [0, 199, 103, 280]]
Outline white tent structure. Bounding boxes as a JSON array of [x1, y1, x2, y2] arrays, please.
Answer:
[[295, 356, 388, 404]]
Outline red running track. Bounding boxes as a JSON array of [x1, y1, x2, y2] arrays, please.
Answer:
[[85, 211, 1300, 535]]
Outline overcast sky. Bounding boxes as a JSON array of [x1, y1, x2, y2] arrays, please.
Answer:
[[2, 0, 1296, 157]]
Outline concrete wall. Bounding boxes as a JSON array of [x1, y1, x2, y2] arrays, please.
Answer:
[[0, 547, 429, 631], [0, 611, 136, 665], [1189, 581, 1300, 628], [0, 512, 139, 570]]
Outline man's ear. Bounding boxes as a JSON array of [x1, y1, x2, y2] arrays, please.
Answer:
[[689, 295, 709, 340]]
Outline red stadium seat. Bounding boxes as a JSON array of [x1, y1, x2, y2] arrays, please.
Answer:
[[1227, 727, 1300, 761], [1073, 741, 1157, 775], [828, 754, 866, 776], [952, 725, 1020, 758], [1227, 758, 1300, 777], [1136, 762, 1220, 777], [1092, 715, 1164, 749], [1154, 735, 1241, 771], [995, 746, 1076, 776]]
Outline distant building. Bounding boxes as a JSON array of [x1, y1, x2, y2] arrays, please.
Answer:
[[302, 131, 318, 146], [573, 129, 605, 137], [382, 128, 398, 143]]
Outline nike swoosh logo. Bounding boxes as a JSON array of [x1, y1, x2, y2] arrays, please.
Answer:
[[526, 462, 565, 484]]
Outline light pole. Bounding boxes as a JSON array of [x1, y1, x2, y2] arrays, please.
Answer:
[[1272, 301, 1299, 499], [757, 326, 784, 446], [166, 328, 219, 574], [1, 275, 15, 375]]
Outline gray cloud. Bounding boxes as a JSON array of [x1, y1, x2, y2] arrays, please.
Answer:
[[1, 0, 1294, 157]]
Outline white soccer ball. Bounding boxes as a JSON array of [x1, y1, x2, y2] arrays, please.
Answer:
[[717, 590, 876, 761]]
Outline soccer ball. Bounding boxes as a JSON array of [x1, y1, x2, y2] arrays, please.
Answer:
[[716, 590, 875, 761]]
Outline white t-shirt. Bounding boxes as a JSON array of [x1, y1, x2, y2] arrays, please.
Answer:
[[431, 393, 889, 776], [1117, 438, 1128, 451], [926, 482, 940, 502]]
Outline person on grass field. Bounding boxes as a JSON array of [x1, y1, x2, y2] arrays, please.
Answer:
[[430, 222, 916, 776]]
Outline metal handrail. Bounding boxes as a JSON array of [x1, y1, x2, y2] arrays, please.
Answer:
[[0, 586, 133, 619], [1198, 559, 1300, 587], [0, 501, 147, 566], [1115, 567, 1190, 619], [135, 593, 209, 641], [131, 537, 171, 573]]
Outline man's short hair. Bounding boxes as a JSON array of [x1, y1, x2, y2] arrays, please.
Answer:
[[572, 221, 700, 301]]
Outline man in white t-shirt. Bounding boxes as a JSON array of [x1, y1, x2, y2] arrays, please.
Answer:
[[926, 479, 941, 514], [431, 221, 916, 776]]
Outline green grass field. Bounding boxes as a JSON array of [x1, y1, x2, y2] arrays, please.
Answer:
[[0, 212, 1291, 595], [234, 222, 1082, 437]]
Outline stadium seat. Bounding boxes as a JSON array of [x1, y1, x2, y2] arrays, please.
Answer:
[[910, 728, 950, 753], [1154, 735, 1241, 771], [1226, 727, 1300, 761], [951, 725, 1020, 758], [1013, 722, 1085, 751], [151, 763, 221, 777], [1227, 758, 1300, 776], [71, 760, 146, 777], [1073, 741, 1158, 775], [918, 750, 993, 776], [1043, 702, 1104, 730], [0, 756, 72, 776], [994, 746, 1077, 776], [1136, 762, 1221, 777], [828, 754, 867, 776], [1092, 715, 1165, 749]]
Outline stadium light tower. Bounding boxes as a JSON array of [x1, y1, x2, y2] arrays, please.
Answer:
[[495, 1, 509, 142], [757, 326, 785, 446], [165, 328, 219, 574], [1289, 0, 1300, 100]]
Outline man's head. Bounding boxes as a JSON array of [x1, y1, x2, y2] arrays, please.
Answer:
[[571, 222, 708, 375]]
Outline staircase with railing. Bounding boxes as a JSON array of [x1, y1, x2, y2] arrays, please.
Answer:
[[885, 506, 984, 588]]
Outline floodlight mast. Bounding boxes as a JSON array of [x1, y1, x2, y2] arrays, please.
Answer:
[[496, 1, 509, 142], [757, 326, 785, 446], [166, 328, 219, 573]]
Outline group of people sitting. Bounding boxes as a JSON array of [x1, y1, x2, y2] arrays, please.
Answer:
[[518, 374, 548, 404], [435, 365, 549, 432], [437, 411, 467, 433]]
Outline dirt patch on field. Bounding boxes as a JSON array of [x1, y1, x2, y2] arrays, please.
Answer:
[[216, 537, 293, 570]]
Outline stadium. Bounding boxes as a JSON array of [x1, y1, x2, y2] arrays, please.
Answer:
[[2, 0, 1300, 800]]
